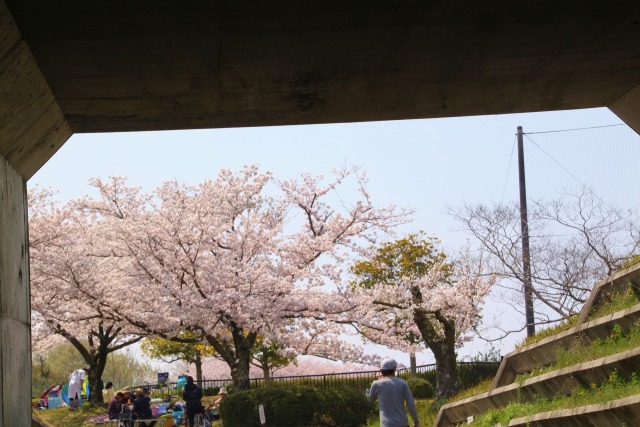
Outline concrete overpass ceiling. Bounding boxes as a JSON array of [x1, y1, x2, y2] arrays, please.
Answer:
[[6, 0, 640, 134]]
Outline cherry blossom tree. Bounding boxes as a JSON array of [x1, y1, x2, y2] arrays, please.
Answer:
[[28, 188, 143, 403], [75, 165, 410, 390], [346, 233, 495, 398]]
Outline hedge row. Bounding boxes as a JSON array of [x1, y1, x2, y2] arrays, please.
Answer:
[[221, 385, 374, 427]]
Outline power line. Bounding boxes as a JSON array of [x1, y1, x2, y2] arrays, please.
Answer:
[[501, 134, 517, 204], [522, 124, 625, 135], [524, 134, 614, 210], [524, 134, 588, 189]]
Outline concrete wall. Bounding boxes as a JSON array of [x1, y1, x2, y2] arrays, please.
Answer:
[[610, 86, 640, 136], [0, 0, 639, 425], [0, 157, 30, 427], [1, 1, 71, 425]]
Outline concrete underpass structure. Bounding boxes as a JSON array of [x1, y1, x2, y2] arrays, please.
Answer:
[[1, 1, 640, 425]]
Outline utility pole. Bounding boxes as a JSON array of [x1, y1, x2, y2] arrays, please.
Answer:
[[517, 126, 536, 337]]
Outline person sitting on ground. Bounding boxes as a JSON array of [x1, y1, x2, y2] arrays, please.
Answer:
[[133, 388, 157, 427], [207, 387, 228, 420], [108, 392, 125, 420], [168, 399, 185, 412], [102, 381, 115, 404], [182, 376, 203, 427], [122, 389, 135, 405]]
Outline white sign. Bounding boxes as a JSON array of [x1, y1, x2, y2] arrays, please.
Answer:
[[259, 404, 266, 425]]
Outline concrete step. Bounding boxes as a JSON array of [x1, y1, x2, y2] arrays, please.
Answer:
[[492, 302, 640, 389], [508, 394, 640, 427], [434, 324, 640, 426]]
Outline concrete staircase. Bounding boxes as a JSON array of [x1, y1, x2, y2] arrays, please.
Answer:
[[434, 263, 640, 427]]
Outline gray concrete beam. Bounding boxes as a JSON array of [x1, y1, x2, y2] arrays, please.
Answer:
[[610, 85, 640, 136], [5, 1, 640, 133], [0, 0, 71, 180]]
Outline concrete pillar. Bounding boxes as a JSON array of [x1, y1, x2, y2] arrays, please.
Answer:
[[1, 1, 72, 425], [609, 85, 640, 136], [0, 157, 30, 427]]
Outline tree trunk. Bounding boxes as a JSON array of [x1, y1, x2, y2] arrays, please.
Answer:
[[414, 309, 459, 399], [206, 328, 256, 391], [67, 333, 107, 405], [410, 353, 417, 378], [230, 354, 252, 391], [430, 340, 459, 399], [87, 344, 110, 404], [194, 352, 203, 385], [262, 362, 271, 388]]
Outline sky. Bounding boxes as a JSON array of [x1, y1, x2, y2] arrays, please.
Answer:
[[28, 106, 637, 369]]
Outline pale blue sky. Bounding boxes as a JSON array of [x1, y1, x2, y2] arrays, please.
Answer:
[[29, 107, 635, 366]]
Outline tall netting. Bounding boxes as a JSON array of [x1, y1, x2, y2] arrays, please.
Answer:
[[522, 124, 640, 210], [488, 124, 640, 328]]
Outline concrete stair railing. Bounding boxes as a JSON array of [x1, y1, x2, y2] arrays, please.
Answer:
[[433, 262, 640, 427], [434, 346, 640, 426], [508, 394, 640, 426]]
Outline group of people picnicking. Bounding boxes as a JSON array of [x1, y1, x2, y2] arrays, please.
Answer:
[[106, 386, 156, 427], [102, 375, 228, 427], [73, 359, 414, 427]]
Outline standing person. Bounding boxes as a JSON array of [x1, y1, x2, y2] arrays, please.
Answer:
[[68, 368, 86, 411], [102, 381, 116, 404], [182, 376, 203, 427], [367, 358, 420, 427]]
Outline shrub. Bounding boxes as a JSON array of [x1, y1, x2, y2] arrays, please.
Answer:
[[202, 386, 220, 396], [406, 377, 434, 398], [220, 385, 374, 427]]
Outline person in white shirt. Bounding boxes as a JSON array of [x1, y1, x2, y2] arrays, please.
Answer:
[[368, 358, 420, 427], [68, 368, 86, 410]]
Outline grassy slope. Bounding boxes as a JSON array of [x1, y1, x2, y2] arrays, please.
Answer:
[[33, 397, 222, 427]]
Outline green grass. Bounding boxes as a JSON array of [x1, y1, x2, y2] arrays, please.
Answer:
[[365, 379, 496, 427], [32, 404, 107, 427], [33, 396, 222, 427], [447, 378, 494, 401], [468, 369, 640, 426], [515, 315, 578, 349], [515, 286, 640, 351], [589, 286, 640, 320], [366, 398, 436, 427], [517, 323, 640, 383]]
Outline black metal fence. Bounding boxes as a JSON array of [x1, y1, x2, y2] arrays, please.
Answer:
[[137, 361, 500, 397]]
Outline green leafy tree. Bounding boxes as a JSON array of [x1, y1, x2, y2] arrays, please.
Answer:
[[350, 232, 494, 398], [251, 338, 297, 387], [32, 343, 153, 398], [32, 354, 56, 396], [141, 332, 217, 384], [102, 349, 155, 389]]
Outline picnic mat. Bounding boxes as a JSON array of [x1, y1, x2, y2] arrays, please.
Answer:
[[86, 413, 109, 424]]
